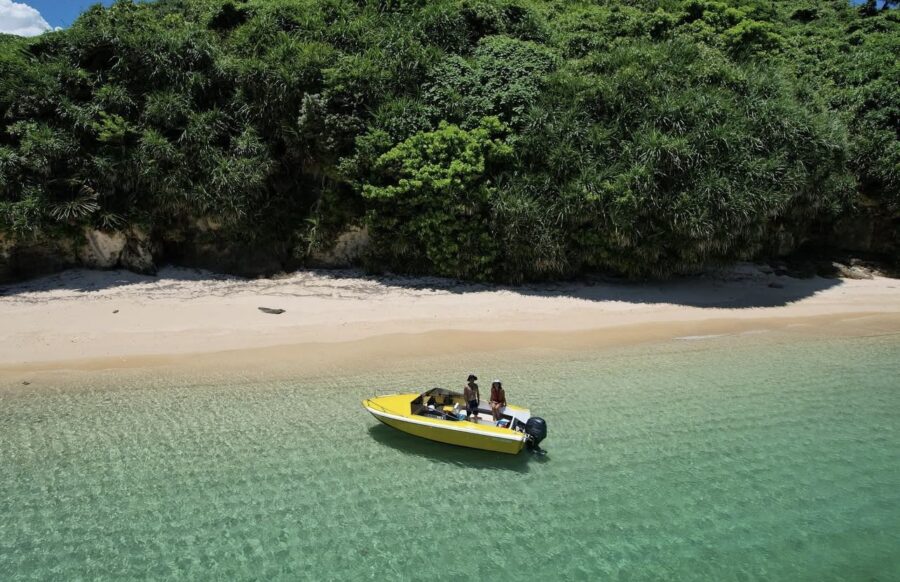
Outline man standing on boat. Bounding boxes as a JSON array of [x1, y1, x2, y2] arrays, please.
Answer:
[[464, 374, 480, 422]]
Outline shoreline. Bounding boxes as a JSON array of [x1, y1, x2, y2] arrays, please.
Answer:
[[3, 311, 899, 375], [2, 265, 899, 380]]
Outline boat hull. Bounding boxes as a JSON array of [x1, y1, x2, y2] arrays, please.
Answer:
[[364, 396, 526, 454]]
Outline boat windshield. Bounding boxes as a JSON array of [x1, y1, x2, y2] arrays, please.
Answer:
[[410, 387, 462, 415]]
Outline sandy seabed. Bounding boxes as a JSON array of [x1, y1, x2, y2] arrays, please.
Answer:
[[1, 264, 899, 381]]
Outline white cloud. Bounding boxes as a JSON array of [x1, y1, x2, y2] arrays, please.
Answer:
[[0, 0, 52, 37]]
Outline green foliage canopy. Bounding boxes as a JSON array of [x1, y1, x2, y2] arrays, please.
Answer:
[[0, 0, 897, 280], [362, 116, 512, 279]]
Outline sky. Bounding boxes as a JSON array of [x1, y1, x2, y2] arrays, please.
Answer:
[[0, 0, 114, 35], [24, 1, 115, 28], [0, 0, 877, 37]]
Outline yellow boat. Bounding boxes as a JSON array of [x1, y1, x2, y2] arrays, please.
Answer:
[[362, 387, 547, 455]]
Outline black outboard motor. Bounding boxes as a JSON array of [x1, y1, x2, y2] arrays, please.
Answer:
[[524, 417, 548, 454]]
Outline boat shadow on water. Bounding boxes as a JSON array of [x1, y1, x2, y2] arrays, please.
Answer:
[[366, 424, 546, 473]]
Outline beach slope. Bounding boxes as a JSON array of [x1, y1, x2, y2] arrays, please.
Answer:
[[1, 265, 899, 372]]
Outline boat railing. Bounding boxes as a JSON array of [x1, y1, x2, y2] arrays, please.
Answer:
[[364, 398, 391, 414]]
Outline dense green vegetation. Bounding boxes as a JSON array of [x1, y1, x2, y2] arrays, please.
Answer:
[[1, 0, 897, 281]]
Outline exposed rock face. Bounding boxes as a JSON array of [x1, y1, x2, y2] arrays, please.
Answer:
[[829, 260, 877, 280], [169, 239, 287, 277], [0, 228, 157, 283], [76, 227, 158, 274], [769, 226, 802, 257], [78, 228, 127, 268], [831, 214, 877, 254], [310, 226, 370, 267], [1, 211, 892, 284], [120, 228, 157, 275], [0, 234, 78, 283], [194, 216, 223, 233], [829, 210, 898, 256], [0, 234, 12, 282]]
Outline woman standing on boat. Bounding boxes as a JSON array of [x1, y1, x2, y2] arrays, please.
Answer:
[[464, 374, 480, 421], [490, 380, 506, 421]]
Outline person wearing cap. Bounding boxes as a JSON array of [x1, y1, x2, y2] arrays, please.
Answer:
[[490, 379, 507, 422], [463, 374, 480, 422]]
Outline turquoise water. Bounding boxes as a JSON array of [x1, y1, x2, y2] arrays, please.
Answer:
[[1, 334, 899, 581]]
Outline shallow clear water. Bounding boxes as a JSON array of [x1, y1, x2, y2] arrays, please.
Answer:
[[1, 334, 898, 581]]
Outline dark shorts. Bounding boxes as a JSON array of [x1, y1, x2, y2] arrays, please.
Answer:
[[467, 400, 479, 415]]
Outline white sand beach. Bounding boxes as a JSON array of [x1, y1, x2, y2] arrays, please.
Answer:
[[1, 264, 899, 376]]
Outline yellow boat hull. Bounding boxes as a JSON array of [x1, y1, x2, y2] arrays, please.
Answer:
[[363, 394, 526, 455]]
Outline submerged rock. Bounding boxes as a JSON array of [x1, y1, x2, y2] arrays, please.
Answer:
[[258, 307, 285, 314]]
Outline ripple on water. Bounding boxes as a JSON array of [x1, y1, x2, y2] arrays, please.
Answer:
[[1, 334, 899, 580]]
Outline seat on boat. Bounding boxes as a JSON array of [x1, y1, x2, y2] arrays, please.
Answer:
[[412, 387, 527, 425]]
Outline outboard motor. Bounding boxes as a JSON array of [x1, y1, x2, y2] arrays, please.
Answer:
[[524, 417, 547, 454]]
